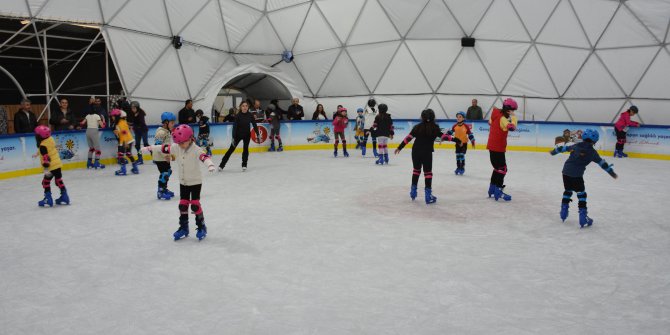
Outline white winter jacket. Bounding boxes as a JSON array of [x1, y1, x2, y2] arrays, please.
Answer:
[[144, 142, 213, 186], [363, 106, 377, 130], [152, 127, 172, 162]]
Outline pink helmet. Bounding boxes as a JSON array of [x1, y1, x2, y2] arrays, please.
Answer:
[[502, 98, 518, 111], [172, 124, 194, 144], [110, 108, 122, 117], [35, 125, 51, 138]]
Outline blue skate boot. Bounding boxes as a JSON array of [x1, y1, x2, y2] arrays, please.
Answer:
[[333, 149, 338, 157], [383, 153, 389, 164], [268, 142, 275, 152], [361, 143, 366, 156], [93, 159, 105, 169], [115, 164, 127, 176], [375, 155, 383, 165], [425, 188, 437, 204], [157, 187, 173, 200], [55, 191, 70, 205], [494, 186, 512, 201], [173, 219, 189, 240], [164, 188, 175, 198], [454, 168, 460, 175], [410, 185, 417, 200], [619, 151, 628, 158], [343, 148, 349, 157], [131, 161, 140, 174], [86, 158, 93, 169], [578, 208, 593, 228], [277, 144, 283, 152], [38, 191, 53, 207], [560, 203, 569, 222], [488, 184, 496, 198], [373, 147, 378, 158], [137, 153, 144, 165], [196, 216, 207, 241]]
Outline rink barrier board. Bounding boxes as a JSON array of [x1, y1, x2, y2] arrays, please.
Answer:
[[1, 120, 669, 180]]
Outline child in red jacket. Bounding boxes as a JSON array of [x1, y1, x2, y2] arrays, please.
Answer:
[[487, 98, 518, 201], [332, 107, 349, 157], [613, 106, 640, 158]]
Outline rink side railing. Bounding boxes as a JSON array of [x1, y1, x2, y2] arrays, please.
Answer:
[[1, 119, 669, 180]]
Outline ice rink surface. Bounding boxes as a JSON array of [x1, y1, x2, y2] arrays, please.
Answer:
[[1, 148, 669, 334]]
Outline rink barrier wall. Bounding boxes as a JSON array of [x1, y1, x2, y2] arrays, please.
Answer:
[[1, 120, 669, 180]]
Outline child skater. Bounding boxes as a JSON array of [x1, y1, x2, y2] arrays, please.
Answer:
[[362, 98, 378, 157], [112, 109, 140, 175], [142, 125, 216, 241], [267, 104, 283, 152], [613, 105, 640, 158], [332, 107, 349, 157], [372, 103, 393, 164], [80, 106, 106, 169], [447, 111, 476, 175], [35, 125, 70, 207], [550, 129, 617, 228], [487, 98, 518, 201], [196, 111, 213, 156], [354, 108, 365, 149], [394, 109, 461, 204], [154, 112, 176, 200]]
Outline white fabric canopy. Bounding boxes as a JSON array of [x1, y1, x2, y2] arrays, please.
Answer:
[[2, 0, 670, 123]]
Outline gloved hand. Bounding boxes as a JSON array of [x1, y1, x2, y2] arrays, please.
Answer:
[[471, 141, 475, 149], [394, 148, 401, 155], [208, 164, 216, 173], [507, 123, 516, 131], [141, 146, 152, 155]]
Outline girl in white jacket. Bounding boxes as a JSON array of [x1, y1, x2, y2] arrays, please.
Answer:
[[142, 124, 215, 241]]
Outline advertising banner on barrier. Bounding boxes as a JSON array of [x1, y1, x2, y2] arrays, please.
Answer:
[[1, 120, 669, 178]]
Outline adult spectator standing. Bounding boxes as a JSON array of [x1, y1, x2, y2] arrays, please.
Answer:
[[95, 97, 108, 127], [312, 104, 328, 120], [251, 99, 266, 123], [223, 108, 236, 122], [178, 99, 196, 124], [13, 98, 38, 134], [287, 97, 304, 120], [466, 99, 483, 120], [130, 101, 149, 164], [50, 98, 77, 131]]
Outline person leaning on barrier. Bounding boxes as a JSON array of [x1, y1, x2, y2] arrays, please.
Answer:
[[466, 99, 483, 120], [13, 98, 38, 134], [50, 98, 77, 131]]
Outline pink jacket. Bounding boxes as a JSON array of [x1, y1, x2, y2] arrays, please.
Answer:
[[332, 116, 349, 132], [614, 111, 639, 131]]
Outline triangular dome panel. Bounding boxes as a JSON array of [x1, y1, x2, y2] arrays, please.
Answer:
[[477, 41, 530, 92], [133, 48, 189, 99], [293, 4, 341, 53], [376, 43, 431, 94], [633, 48, 670, 99], [109, 0, 171, 36], [597, 46, 659, 95], [39, 0, 102, 23], [627, 0, 670, 42], [165, 0, 209, 34], [294, 48, 341, 94], [536, 0, 590, 48], [406, 0, 462, 39], [374, 95, 432, 119], [179, 46, 229, 99], [425, 95, 447, 118], [406, 40, 461, 90], [26, 0, 48, 16], [378, 0, 429, 37], [316, 0, 365, 43], [99, 0, 128, 23], [0, 1, 29, 17], [510, 0, 559, 40], [268, 3, 310, 49], [598, 6, 658, 48], [221, 0, 264, 50], [347, 0, 400, 45], [504, 46, 557, 97], [570, 0, 619, 46], [443, 0, 493, 36], [524, 98, 560, 121], [563, 99, 625, 123], [536, 44, 590, 96], [439, 48, 496, 95], [546, 101, 572, 122], [474, 0, 530, 41], [236, 16, 285, 53], [104, 28, 169, 93], [318, 52, 368, 96], [347, 41, 400, 93], [628, 99, 670, 125], [267, 0, 310, 11], [564, 53, 624, 98], [180, 0, 229, 51], [235, 0, 266, 11]]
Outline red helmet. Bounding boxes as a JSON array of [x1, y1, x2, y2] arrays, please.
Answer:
[[172, 124, 194, 144], [35, 125, 51, 138], [110, 108, 122, 117], [502, 98, 518, 111]]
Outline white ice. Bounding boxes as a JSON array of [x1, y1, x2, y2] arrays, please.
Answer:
[[1, 148, 669, 334]]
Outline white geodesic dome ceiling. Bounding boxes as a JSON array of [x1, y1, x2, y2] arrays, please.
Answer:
[[2, 0, 670, 123]]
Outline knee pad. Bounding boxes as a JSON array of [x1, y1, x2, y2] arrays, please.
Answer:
[[335, 140, 339, 145], [412, 168, 421, 176], [159, 171, 170, 183], [494, 165, 508, 175], [179, 200, 190, 214], [190, 200, 203, 215], [55, 178, 65, 189], [563, 190, 573, 200], [617, 138, 626, 144], [576, 191, 587, 202], [42, 177, 51, 189], [89, 148, 95, 153], [424, 171, 433, 179], [95, 150, 102, 155]]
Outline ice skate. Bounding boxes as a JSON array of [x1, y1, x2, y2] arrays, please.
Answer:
[[55, 191, 70, 205], [38, 192, 53, 207]]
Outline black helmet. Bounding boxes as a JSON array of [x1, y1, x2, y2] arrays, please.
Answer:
[[378, 103, 388, 113], [421, 109, 435, 123], [367, 98, 376, 108], [629, 105, 639, 113]]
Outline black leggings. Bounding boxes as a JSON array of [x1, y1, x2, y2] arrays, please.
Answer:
[[411, 151, 433, 188], [42, 168, 65, 193], [156, 161, 171, 189], [455, 143, 468, 168], [363, 129, 377, 150], [489, 151, 507, 187], [178, 184, 204, 226], [615, 129, 627, 151], [220, 135, 250, 168], [562, 174, 587, 208]]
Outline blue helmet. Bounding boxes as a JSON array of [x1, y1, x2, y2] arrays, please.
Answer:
[[357, 107, 364, 113], [161, 112, 176, 123], [456, 111, 466, 119], [582, 128, 599, 143]]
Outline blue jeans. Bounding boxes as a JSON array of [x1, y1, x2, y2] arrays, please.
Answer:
[[134, 129, 149, 154]]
